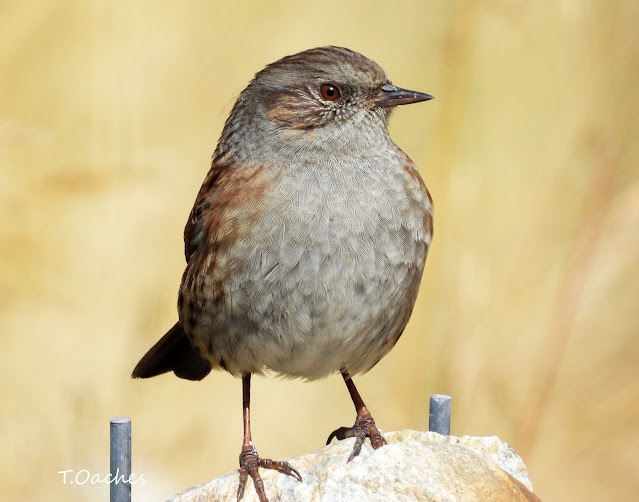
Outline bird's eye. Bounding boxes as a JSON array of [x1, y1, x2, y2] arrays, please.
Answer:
[[320, 83, 341, 101]]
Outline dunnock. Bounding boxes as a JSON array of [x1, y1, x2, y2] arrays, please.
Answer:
[[132, 46, 433, 502]]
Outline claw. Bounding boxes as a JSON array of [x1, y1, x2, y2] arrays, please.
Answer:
[[326, 426, 356, 445], [237, 443, 302, 502], [326, 410, 386, 462]]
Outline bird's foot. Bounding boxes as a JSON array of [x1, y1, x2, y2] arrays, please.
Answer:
[[326, 408, 386, 462], [237, 442, 302, 502]]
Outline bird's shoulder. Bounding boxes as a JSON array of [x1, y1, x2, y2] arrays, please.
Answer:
[[183, 157, 275, 262]]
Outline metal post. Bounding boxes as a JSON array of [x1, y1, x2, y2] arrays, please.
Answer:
[[110, 417, 131, 502], [429, 394, 451, 435]]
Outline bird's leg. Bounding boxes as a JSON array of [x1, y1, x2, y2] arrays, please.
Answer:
[[326, 371, 387, 462], [237, 373, 302, 502]]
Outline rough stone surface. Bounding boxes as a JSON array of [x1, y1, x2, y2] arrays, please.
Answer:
[[167, 430, 541, 502]]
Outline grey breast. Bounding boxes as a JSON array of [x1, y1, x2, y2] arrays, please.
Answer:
[[199, 138, 431, 380]]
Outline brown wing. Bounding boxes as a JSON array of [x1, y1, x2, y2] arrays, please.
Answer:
[[132, 159, 275, 381], [178, 159, 276, 333], [131, 160, 231, 381]]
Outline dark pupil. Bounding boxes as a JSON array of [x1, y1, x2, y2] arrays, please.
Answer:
[[326, 86, 335, 97]]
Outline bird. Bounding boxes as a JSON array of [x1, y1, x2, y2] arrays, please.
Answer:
[[132, 45, 434, 502]]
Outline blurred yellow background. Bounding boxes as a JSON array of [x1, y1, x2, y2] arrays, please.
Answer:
[[1, 1, 638, 501]]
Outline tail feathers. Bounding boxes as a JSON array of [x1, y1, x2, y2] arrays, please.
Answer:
[[132, 323, 212, 381]]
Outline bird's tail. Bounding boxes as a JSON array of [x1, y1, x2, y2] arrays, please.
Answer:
[[131, 322, 212, 381]]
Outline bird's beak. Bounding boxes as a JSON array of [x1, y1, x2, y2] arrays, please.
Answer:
[[371, 84, 434, 108]]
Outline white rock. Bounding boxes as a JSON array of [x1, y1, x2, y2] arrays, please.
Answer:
[[167, 430, 540, 502]]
